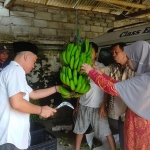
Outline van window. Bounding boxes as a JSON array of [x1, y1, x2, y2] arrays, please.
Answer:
[[98, 47, 114, 66]]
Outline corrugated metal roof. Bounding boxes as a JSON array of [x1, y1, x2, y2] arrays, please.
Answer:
[[4, 0, 150, 20]]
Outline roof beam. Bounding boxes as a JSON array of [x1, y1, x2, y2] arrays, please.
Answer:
[[115, 9, 150, 21], [77, 5, 132, 12], [4, 0, 16, 8], [96, 0, 150, 9]]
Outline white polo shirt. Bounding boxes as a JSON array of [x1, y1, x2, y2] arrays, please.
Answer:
[[79, 61, 105, 108], [0, 61, 33, 149]]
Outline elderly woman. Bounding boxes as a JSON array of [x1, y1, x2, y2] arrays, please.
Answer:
[[81, 41, 150, 150]]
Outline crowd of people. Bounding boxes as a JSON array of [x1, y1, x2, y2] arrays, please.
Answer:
[[0, 40, 150, 150], [81, 40, 150, 150]]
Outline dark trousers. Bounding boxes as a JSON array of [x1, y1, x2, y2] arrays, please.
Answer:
[[0, 143, 26, 150], [118, 117, 124, 150]]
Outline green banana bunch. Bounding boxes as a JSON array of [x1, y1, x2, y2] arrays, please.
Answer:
[[59, 86, 71, 98], [60, 38, 94, 98]]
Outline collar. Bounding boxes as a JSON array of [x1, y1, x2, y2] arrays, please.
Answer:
[[10, 61, 21, 67], [10, 61, 25, 73]]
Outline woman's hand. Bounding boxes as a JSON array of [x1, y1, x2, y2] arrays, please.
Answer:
[[81, 63, 93, 74], [93, 65, 103, 75]]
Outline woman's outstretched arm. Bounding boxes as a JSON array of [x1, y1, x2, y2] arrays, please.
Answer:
[[81, 64, 119, 96]]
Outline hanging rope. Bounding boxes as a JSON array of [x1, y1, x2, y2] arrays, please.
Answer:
[[74, 0, 82, 42]]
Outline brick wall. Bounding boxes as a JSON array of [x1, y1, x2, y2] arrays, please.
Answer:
[[0, 2, 140, 121], [0, 3, 116, 44]]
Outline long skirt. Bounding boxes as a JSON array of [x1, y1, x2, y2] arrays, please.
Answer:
[[124, 108, 150, 150]]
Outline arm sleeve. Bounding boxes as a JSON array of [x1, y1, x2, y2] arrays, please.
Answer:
[[88, 69, 119, 96], [6, 67, 32, 98]]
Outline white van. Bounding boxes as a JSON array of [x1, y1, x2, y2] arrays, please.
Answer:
[[91, 23, 150, 65]]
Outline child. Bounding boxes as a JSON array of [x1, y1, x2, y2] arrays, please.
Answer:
[[73, 42, 116, 150]]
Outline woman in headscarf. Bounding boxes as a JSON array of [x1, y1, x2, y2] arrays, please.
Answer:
[[81, 41, 150, 150]]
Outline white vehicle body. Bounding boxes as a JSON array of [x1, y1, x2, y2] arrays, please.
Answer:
[[91, 23, 150, 65]]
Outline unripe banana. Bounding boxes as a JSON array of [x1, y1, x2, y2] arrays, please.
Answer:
[[82, 52, 87, 63], [70, 56, 74, 70], [85, 77, 90, 85], [71, 45, 77, 56], [62, 94, 71, 99], [78, 82, 86, 94], [75, 48, 81, 60], [78, 45, 81, 55], [88, 57, 92, 65], [86, 44, 92, 56], [70, 79, 75, 91], [66, 43, 74, 64], [68, 43, 74, 52], [62, 66, 66, 74], [59, 86, 70, 96], [74, 83, 82, 93], [73, 69, 77, 76], [66, 75, 70, 86], [85, 38, 89, 53], [65, 66, 68, 76], [86, 56, 92, 65], [80, 53, 84, 60], [78, 74, 83, 84], [86, 57, 90, 64], [77, 60, 83, 72], [74, 57, 79, 70], [60, 72, 65, 84], [66, 43, 72, 51], [73, 75, 77, 86], [62, 51, 68, 65], [62, 73, 66, 85], [66, 49, 71, 64], [82, 84, 90, 94], [81, 76, 86, 84], [67, 67, 72, 79]]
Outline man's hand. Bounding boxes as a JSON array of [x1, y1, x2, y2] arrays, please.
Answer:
[[55, 85, 60, 93], [99, 104, 107, 118], [40, 106, 57, 118], [73, 107, 78, 116]]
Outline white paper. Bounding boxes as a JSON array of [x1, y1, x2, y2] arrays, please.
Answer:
[[93, 134, 120, 150], [85, 132, 94, 148]]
